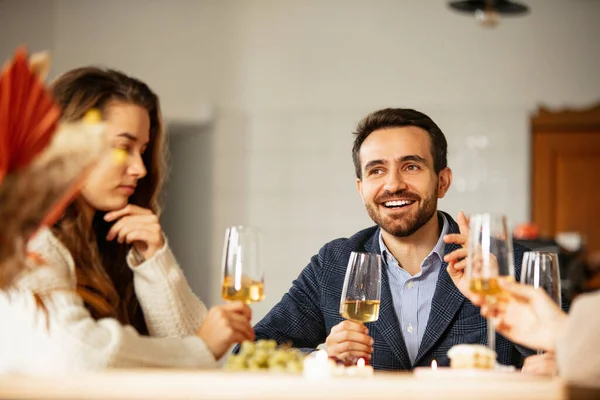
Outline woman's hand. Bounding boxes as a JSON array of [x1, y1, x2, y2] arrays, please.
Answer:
[[105, 204, 165, 260], [482, 281, 567, 352], [196, 302, 255, 360]]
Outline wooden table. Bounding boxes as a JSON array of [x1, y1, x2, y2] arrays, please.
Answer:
[[0, 369, 586, 400]]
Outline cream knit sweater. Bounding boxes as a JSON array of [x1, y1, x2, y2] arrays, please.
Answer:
[[0, 228, 216, 373], [556, 290, 600, 388]]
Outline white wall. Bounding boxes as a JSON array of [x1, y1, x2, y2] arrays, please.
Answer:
[[2, 0, 599, 323], [0, 0, 55, 65]]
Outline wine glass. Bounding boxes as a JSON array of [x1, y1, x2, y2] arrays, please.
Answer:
[[466, 214, 515, 352], [521, 251, 562, 354], [340, 252, 382, 323], [221, 225, 265, 304]]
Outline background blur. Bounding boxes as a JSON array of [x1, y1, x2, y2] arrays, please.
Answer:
[[1, 0, 599, 323]]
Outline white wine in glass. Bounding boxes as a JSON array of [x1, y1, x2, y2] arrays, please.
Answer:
[[221, 226, 265, 304], [340, 252, 382, 323], [467, 213, 515, 351]]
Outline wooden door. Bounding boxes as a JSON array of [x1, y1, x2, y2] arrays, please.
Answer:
[[532, 103, 600, 253]]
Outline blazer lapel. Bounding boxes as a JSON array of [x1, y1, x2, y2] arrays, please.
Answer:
[[377, 268, 412, 368], [414, 240, 465, 364], [364, 230, 412, 369]]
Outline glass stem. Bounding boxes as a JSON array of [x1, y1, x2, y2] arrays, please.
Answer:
[[487, 316, 495, 351]]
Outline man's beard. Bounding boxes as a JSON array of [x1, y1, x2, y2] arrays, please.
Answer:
[[365, 188, 438, 238]]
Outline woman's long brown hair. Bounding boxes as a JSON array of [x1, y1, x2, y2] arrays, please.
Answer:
[[50, 67, 166, 334]]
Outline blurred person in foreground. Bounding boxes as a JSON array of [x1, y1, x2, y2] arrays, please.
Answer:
[[445, 217, 596, 386]]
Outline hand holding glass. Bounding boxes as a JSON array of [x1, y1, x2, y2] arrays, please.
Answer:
[[466, 213, 515, 350]]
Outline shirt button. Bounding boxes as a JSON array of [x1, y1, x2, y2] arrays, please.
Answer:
[[407, 323, 414, 333], [407, 281, 414, 289]]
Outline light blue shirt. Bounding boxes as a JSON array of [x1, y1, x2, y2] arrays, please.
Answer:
[[378, 212, 448, 365]]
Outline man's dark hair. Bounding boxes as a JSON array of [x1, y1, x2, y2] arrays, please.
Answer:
[[352, 108, 448, 179]]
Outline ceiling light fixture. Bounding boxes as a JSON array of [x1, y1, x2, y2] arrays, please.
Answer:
[[449, 0, 530, 27]]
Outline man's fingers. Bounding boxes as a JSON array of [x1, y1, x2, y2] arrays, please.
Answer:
[[444, 247, 467, 263], [457, 211, 470, 235], [336, 350, 372, 361], [331, 330, 373, 345], [446, 262, 460, 278], [330, 338, 373, 355], [443, 233, 467, 246], [330, 320, 368, 335]]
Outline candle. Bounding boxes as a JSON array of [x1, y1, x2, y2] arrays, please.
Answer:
[[344, 357, 374, 377], [303, 350, 334, 380], [431, 359, 438, 371]]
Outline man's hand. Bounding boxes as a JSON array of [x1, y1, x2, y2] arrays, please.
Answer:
[[325, 320, 373, 363], [443, 211, 483, 304]]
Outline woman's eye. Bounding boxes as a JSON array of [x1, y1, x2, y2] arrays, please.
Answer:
[[113, 143, 131, 152]]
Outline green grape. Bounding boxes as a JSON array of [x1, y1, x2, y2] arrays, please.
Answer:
[[254, 349, 269, 363], [270, 365, 287, 373], [268, 351, 287, 365], [286, 362, 302, 373], [225, 340, 305, 372], [240, 340, 256, 354], [262, 339, 278, 350]]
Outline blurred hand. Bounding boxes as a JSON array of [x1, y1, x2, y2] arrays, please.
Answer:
[[443, 211, 483, 305], [196, 302, 254, 360], [522, 353, 557, 376], [325, 320, 373, 363], [481, 281, 567, 352], [105, 204, 165, 260]]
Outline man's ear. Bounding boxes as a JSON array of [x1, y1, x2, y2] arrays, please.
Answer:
[[437, 167, 452, 198], [356, 178, 366, 204]]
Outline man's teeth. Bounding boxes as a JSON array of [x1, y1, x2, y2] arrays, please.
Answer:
[[384, 200, 414, 207]]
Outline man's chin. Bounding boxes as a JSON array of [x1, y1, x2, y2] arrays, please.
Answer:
[[379, 220, 418, 237], [383, 226, 417, 238]]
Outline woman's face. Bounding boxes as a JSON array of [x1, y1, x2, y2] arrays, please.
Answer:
[[80, 101, 150, 212]]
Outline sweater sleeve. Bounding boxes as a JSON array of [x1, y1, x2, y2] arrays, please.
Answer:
[[40, 289, 217, 369], [126, 241, 208, 338], [0, 288, 217, 371], [8, 228, 218, 371], [556, 291, 600, 388]]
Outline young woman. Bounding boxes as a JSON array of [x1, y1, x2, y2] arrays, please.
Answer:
[[0, 67, 254, 372]]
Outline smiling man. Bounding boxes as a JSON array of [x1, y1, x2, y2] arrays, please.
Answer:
[[252, 108, 532, 370]]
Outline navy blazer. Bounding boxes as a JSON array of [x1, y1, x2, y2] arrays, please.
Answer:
[[253, 212, 533, 370]]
